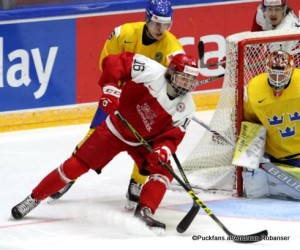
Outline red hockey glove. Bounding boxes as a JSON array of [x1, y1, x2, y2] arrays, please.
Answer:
[[147, 146, 170, 165], [99, 85, 121, 115]]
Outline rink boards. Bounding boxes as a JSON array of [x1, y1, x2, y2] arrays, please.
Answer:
[[1, 0, 300, 131]]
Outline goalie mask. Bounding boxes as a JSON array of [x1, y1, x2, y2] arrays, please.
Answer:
[[266, 50, 294, 96], [167, 54, 199, 96]]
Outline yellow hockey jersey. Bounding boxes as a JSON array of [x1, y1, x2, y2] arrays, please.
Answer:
[[243, 68, 300, 160], [99, 22, 184, 70]]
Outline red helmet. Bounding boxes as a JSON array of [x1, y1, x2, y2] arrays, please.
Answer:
[[266, 50, 294, 96], [262, 0, 287, 7], [168, 54, 199, 95]]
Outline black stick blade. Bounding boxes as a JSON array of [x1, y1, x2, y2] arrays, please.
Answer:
[[176, 203, 200, 233], [198, 41, 204, 60]]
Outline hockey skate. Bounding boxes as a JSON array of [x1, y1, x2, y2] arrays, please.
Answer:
[[125, 178, 142, 210], [134, 205, 166, 235], [11, 195, 40, 219], [48, 180, 75, 202]]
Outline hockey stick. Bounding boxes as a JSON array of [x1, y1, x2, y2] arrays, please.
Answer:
[[172, 153, 200, 233], [192, 116, 235, 147], [173, 116, 234, 233], [115, 110, 268, 243], [192, 116, 300, 193], [197, 74, 224, 86], [198, 41, 226, 68]]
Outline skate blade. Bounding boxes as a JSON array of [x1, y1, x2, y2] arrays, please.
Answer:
[[47, 197, 59, 204], [150, 226, 166, 236]]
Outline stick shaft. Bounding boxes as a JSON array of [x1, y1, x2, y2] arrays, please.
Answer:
[[114, 111, 267, 242]]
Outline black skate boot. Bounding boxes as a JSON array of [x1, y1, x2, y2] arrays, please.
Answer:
[[125, 178, 142, 210], [49, 180, 75, 201], [11, 195, 40, 219], [134, 205, 166, 235]]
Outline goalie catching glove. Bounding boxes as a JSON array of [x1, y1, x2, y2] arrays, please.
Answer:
[[147, 146, 171, 165], [99, 84, 121, 115]]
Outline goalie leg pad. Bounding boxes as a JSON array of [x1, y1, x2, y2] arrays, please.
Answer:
[[244, 163, 300, 200], [261, 162, 300, 200], [243, 169, 270, 198]]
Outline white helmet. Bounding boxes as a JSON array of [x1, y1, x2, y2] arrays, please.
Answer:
[[262, 0, 287, 7]]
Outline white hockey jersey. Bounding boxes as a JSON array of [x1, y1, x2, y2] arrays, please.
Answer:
[[253, 5, 300, 52], [99, 52, 195, 153], [254, 5, 300, 31]]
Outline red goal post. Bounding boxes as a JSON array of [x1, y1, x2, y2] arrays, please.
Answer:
[[180, 28, 300, 197]]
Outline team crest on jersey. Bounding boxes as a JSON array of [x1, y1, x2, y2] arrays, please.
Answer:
[[136, 103, 157, 132], [154, 52, 163, 63], [176, 102, 185, 112]]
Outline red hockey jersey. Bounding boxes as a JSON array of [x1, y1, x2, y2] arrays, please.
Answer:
[[99, 52, 196, 154]]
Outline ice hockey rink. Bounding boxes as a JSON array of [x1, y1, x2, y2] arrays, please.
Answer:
[[1, 110, 300, 250]]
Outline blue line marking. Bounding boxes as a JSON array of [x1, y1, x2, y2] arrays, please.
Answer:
[[172, 198, 300, 221]]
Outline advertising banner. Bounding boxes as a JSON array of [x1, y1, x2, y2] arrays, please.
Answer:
[[0, 19, 75, 111], [1, 0, 300, 112]]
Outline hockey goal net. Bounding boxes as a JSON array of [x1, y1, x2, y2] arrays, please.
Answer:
[[179, 28, 300, 196]]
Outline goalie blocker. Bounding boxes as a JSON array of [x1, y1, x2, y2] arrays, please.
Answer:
[[233, 121, 300, 200]]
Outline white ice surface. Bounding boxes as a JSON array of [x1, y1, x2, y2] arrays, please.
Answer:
[[0, 110, 299, 250]]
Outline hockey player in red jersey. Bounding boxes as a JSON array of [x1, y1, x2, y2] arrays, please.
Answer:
[[50, 0, 184, 210], [251, 0, 300, 31], [11, 53, 199, 234]]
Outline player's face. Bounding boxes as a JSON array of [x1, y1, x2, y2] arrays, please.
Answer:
[[264, 6, 285, 26], [146, 20, 172, 40], [173, 73, 197, 93], [268, 70, 291, 96]]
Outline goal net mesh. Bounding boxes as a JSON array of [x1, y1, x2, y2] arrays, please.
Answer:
[[179, 28, 300, 195]]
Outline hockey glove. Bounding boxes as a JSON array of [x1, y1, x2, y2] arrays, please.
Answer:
[[99, 85, 121, 115], [147, 146, 170, 165]]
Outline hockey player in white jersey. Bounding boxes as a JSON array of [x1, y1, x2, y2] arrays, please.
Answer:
[[251, 1, 300, 58], [11, 52, 199, 234], [252, 0, 300, 31]]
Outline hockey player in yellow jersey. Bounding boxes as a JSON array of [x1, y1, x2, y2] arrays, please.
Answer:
[[244, 50, 299, 160], [243, 50, 300, 200], [50, 0, 185, 210], [99, 19, 184, 69]]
